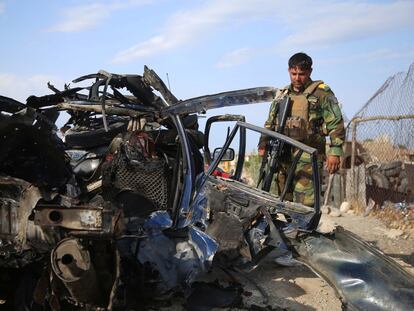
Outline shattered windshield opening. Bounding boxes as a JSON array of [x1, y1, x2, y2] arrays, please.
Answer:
[[203, 121, 320, 212]]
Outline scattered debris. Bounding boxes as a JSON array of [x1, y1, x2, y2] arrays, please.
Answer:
[[387, 229, 404, 239], [364, 198, 376, 217], [329, 207, 342, 217], [321, 205, 331, 214]]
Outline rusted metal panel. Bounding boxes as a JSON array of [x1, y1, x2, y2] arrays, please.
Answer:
[[0, 198, 19, 238], [0, 177, 44, 250], [34, 208, 103, 231]]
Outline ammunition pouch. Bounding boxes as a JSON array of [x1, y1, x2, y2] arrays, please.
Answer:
[[275, 80, 323, 142], [284, 117, 308, 141]]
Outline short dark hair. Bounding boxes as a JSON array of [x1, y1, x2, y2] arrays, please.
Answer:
[[288, 52, 313, 70]]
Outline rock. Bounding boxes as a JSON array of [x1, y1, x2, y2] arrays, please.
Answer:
[[386, 229, 404, 239], [321, 205, 331, 214], [340, 201, 351, 213], [317, 218, 338, 233], [329, 207, 342, 217], [347, 210, 355, 214]]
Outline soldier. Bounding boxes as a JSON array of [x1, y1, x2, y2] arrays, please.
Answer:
[[258, 52, 345, 207]]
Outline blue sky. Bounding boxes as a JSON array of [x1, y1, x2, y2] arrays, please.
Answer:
[[1, 0, 414, 150]]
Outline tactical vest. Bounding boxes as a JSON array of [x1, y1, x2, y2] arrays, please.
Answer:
[[275, 80, 323, 141]]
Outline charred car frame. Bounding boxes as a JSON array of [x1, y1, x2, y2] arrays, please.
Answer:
[[0, 67, 413, 310]]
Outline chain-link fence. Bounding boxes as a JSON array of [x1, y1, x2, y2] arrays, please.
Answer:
[[345, 63, 414, 219]]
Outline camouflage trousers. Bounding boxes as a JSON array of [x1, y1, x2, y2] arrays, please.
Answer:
[[274, 150, 322, 207]]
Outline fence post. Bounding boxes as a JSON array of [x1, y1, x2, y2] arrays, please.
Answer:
[[351, 120, 358, 201]]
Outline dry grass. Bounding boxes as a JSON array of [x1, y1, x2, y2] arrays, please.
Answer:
[[351, 200, 366, 214], [372, 204, 414, 230], [350, 199, 414, 230]]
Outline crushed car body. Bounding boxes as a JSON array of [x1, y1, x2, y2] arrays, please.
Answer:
[[0, 67, 413, 310]]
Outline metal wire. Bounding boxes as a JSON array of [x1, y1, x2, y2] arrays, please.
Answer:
[[346, 63, 414, 206]]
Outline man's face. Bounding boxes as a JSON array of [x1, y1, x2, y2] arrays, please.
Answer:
[[288, 66, 312, 92]]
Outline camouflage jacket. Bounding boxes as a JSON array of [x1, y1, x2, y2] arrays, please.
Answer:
[[259, 80, 345, 157]]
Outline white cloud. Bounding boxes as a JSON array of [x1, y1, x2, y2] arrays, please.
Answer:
[[320, 47, 414, 65], [215, 48, 256, 69], [49, 0, 153, 32], [112, 0, 414, 64], [112, 0, 276, 63], [49, 3, 112, 33], [278, 1, 414, 50], [0, 73, 65, 102]]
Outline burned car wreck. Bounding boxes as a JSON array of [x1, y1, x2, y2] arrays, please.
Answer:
[[0, 67, 413, 311]]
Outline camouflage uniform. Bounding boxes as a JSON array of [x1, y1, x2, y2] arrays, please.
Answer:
[[259, 80, 345, 207]]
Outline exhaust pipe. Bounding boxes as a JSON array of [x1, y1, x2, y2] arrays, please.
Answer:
[[51, 238, 103, 305]]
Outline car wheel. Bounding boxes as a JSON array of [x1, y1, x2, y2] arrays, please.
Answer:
[[380, 161, 402, 171], [371, 171, 390, 189], [398, 178, 408, 193]]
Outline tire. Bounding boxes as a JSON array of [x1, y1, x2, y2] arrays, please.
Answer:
[[366, 163, 379, 171], [398, 178, 408, 193], [382, 166, 401, 177], [371, 171, 390, 189], [380, 161, 402, 171], [65, 121, 128, 148], [399, 170, 407, 179]]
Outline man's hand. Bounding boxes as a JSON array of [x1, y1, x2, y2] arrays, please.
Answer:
[[326, 155, 340, 174], [258, 147, 266, 157]]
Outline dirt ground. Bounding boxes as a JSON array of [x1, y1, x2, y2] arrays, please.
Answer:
[[239, 212, 414, 311]]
